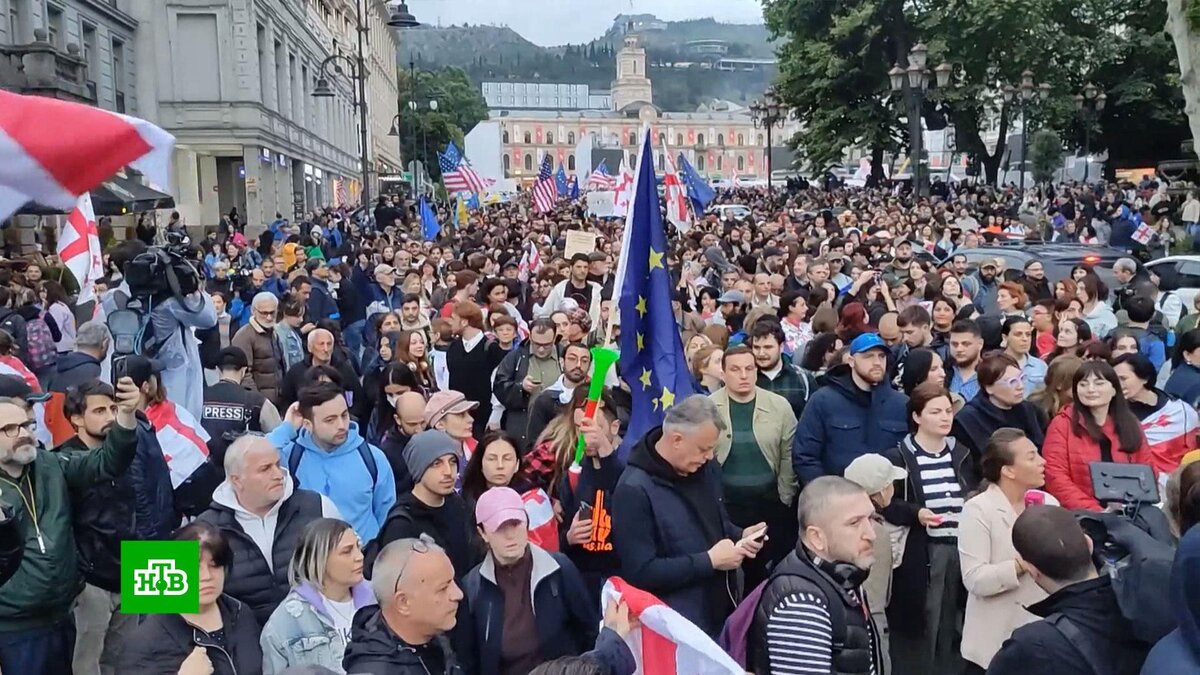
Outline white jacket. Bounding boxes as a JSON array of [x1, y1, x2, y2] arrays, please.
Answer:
[[538, 278, 603, 326]]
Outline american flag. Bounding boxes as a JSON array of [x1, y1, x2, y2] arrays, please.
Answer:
[[532, 154, 557, 213], [333, 178, 348, 207], [585, 159, 617, 190], [439, 141, 490, 194]]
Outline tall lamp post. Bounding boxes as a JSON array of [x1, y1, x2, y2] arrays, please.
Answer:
[[313, 1, 419, 209], [1001, 70, 1051, 196], [749, 86, 785, 195], [389, 60, 441, 196], [888, 43, 953, 198], [1073, 83, 1106, 185]]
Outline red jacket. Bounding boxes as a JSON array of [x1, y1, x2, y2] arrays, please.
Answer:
[[1043, 408, 1154, 511]]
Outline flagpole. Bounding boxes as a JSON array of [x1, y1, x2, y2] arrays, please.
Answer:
[[662, 137, 698, 228]]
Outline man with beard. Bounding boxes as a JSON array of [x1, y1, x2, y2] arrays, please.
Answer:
[[541, 254, 603, 327], [63, 379, 176, 674], [379, 391, 429, 495], [748, 477, 883, 675], [882, 239, 915, 286], [0, 374, 139, 674], [964, 258, 1001, 313], [526, 342, 592, 444], [949, 319, 984, 401], [750, 320, 817, 420], [793, 333, 910, 484]]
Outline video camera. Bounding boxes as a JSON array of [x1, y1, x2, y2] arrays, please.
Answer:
[[123, 232, 203, 309]]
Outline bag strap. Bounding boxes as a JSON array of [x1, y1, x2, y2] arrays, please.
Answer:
[[357, 439, 379, 485], [1047, 613, 1111, 675]]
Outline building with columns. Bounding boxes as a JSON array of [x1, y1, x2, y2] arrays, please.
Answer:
[[491, 33, 800, 184]]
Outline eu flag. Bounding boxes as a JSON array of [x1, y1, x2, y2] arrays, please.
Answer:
[[555, 165, 570, 197], [419, 197, 439, 241], [678, 153, 716, 212], [569, 174, 580, 201], [616, 129, 698, 455]]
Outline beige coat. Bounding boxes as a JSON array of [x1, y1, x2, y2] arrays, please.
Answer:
[[958, 483, 1047, 668], [709, 387, 798, 505]]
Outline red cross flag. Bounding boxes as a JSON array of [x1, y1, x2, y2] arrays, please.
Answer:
[[58, 193, 104, 303], [0, 91, 175, 222]]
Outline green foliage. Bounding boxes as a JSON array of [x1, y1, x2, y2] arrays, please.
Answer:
[[397, 67, 488, 180], [1029, 130, 1063, 184]]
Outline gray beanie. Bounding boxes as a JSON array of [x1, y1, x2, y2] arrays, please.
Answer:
[[404, 430, 461, 481]]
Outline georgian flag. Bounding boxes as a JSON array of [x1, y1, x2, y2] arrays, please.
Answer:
[[1141, 398, 1200, 473], [662, 154, 691, 233], [601, 578, 743, 675], [521, 488, 559, 553], [145, 400, 211, 488], [612, 159, 635, 219], [58, 193, 104, 303], [1132, 222, 1155, 245], [0, 91, 175, 222]]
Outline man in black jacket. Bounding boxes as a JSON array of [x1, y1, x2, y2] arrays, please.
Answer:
[[492, 319, 561, 446], [279, 329, 364, 413], [344, 537, 466, 675], [196, 434, 339, 626], [989, 505, 1150, 675]]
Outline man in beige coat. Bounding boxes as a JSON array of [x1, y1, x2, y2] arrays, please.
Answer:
[[709, 346, 797, 589], [845, 453, 908, 675]]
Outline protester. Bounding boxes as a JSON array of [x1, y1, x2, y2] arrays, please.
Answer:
[[201, 347, 281, 472], [951, 352, 1047, 462], [445, 301, 506, 439], [492, 319, 561, 445], [749, 319, 816, 419], [259, 518, 374, 674], [526, 342, 592, 446], [460, 431, 522, 507], [232, 291, 286, 406], [1115, 353, 1200, 474]]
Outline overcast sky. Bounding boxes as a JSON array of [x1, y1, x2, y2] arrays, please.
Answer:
[[406, 0, 766, 46]]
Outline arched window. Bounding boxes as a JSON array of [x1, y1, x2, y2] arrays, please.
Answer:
[[697, 133, 705, 146], [502, 155, 510, 174], [716, 156, 723, 171], [524, 154, 533, 171], [737, 133, 744, 146], [717, 133, 725, 146], [523, 131, 532, 144], [629, 132, 637, 145], [502, 131, 510, 143], [697, 155, 706, 171], [676, 134, 683, 146], [568, 131, 576, 144], [737, 156, 745, 172], [546, 132, 553, 144], [568, 154, 575, 170], [657, 153, 664, 171], [757, 133, 764, 145]]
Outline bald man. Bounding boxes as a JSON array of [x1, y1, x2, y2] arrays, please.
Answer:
[[278, 327, 365, 416], [379, 391, 428, 495]]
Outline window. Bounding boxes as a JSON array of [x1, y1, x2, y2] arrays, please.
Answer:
[[45, 4, 63, 48], [524, 154, 533, 171], [81, 23, 98, 77], [697, 133, 705, 146], [717, 156, 723, 171], [567, 131, 576, 144], [657, 153, 664, 171], [676, 134, 683, 146], [757, 133, 764, 145], [568, 154, 575, 170], [717, 133, 724, 146], [546, 132, 553, 144], [503, 155, 511, 174], [629, 132, 636, 145], [7, 0, 21, 44], [697, 155, 706, 171], [523, 132, 531, 144], [111, 38, 126, 98], [737, 133, 744, 146], [737, 156, 745, 172], [502, 130, 510, 143]]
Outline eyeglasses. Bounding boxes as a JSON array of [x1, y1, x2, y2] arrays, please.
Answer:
[[393, 534, 434, 596], [997, 376, 1023, 389], [0, 420, 36, 438]]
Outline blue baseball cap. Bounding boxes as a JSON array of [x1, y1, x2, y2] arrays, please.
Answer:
[[849, 333, 889, 355]]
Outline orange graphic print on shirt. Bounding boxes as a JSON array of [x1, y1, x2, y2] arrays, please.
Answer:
[[583, 490, 613, 552]]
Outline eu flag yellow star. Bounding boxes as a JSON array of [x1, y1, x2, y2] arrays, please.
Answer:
[[636, 295, 647, 318], [649, 247, 664, 270], [660, 386, 676, 410], [636, 332, 645, 351], [639, 367, 652, 390]]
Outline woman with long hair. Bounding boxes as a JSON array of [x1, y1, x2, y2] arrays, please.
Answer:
[[691, 345, 724, 395], [776, 289, 813, 356], [1077, 274, 1117, 339], [799, 332, 844, 375], [836, 302, 870, 343], [1043, 360, 1153, 510], [1167, 329, 1200, 407], [519, 387, 592, 497], [1047, 317, 1092, 361], [1114, 353, 1200, 474], [366, 362, 420, 446], [958, 429, 1048, 673], [1054, 278, 1078, 304], [697, 286, 721, 325], [940, 275, 970, 309], [883, 383, 975, 675], [1029, 354, 1084, 420], [119, 522, 263, 674], [898, 347, 957, 406], [461, 431, 522, 507], [260, 519, 372, 674], [394, 329, 436, 392], [39, 279, 75, 353], [930, 295, 957, 344]]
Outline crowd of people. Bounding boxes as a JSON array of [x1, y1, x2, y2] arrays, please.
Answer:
[[0, 177, 1195, 675]]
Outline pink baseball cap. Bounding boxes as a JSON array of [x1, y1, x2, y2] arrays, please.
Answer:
[[474, 487, 528, 534]]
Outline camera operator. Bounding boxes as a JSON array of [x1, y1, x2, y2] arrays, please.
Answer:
[[102, 240, 217, 421]]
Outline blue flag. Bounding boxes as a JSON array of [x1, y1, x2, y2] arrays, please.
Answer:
[[555, 165, 570, 197], [419, 197, 439, 240], [467, 193, 480, 210], [678, 153, 716, 211], [617, 130, 698, 456], [569, 174, 580, 200]]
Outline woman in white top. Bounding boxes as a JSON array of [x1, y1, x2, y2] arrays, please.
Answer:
[[260, 518, 375, 674], [40, 280, 76, 353], [958, 428, 1048, 673], [1077, 273, 1117, 339]]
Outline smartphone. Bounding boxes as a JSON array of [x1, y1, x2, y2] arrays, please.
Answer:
[[111, 356, 128, 387], [577, 501, 592, 518]]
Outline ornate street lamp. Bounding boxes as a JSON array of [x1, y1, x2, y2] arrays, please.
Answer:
[[750, 86, 786, 194], [889, 43, 952, 197], [1074, 83, 1106, 184]]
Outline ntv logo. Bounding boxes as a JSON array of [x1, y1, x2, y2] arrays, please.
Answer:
[[132, 559, 189, 596]]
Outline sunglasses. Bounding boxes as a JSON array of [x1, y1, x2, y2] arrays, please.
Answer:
[[393, 534, 436, 596]]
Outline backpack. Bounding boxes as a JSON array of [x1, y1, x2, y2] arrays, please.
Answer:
[[286, 438, 378, 487], [23, 315, 57, 371]]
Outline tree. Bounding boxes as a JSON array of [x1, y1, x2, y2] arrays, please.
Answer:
[[1028, 130, 1063, 184], [396, 66, 488, 180], [1167, 0, 1200, 161]]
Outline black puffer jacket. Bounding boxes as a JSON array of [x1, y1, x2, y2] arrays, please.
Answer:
[[196, 481, 325, 627], [118, 594, 262, 675], [343, 606, 465, 675]]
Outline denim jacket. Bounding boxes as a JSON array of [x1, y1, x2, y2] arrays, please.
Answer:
[[274, 322, 306, 372], [259, 581, 377, 675]]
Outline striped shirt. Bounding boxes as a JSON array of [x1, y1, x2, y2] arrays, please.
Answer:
[[910, 444, 964, 540], [765, 591, 878, 675]]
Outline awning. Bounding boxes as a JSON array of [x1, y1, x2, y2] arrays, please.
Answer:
[[15, 175, 175, 217]]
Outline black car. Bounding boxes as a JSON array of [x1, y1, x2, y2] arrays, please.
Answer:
[[944, 242, 1123, 285]]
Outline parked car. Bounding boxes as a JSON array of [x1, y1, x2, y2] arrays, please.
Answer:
[[706, 204, 752, 221], [945, 243, 1123, 286], [1145, 256, 1200, 310]]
